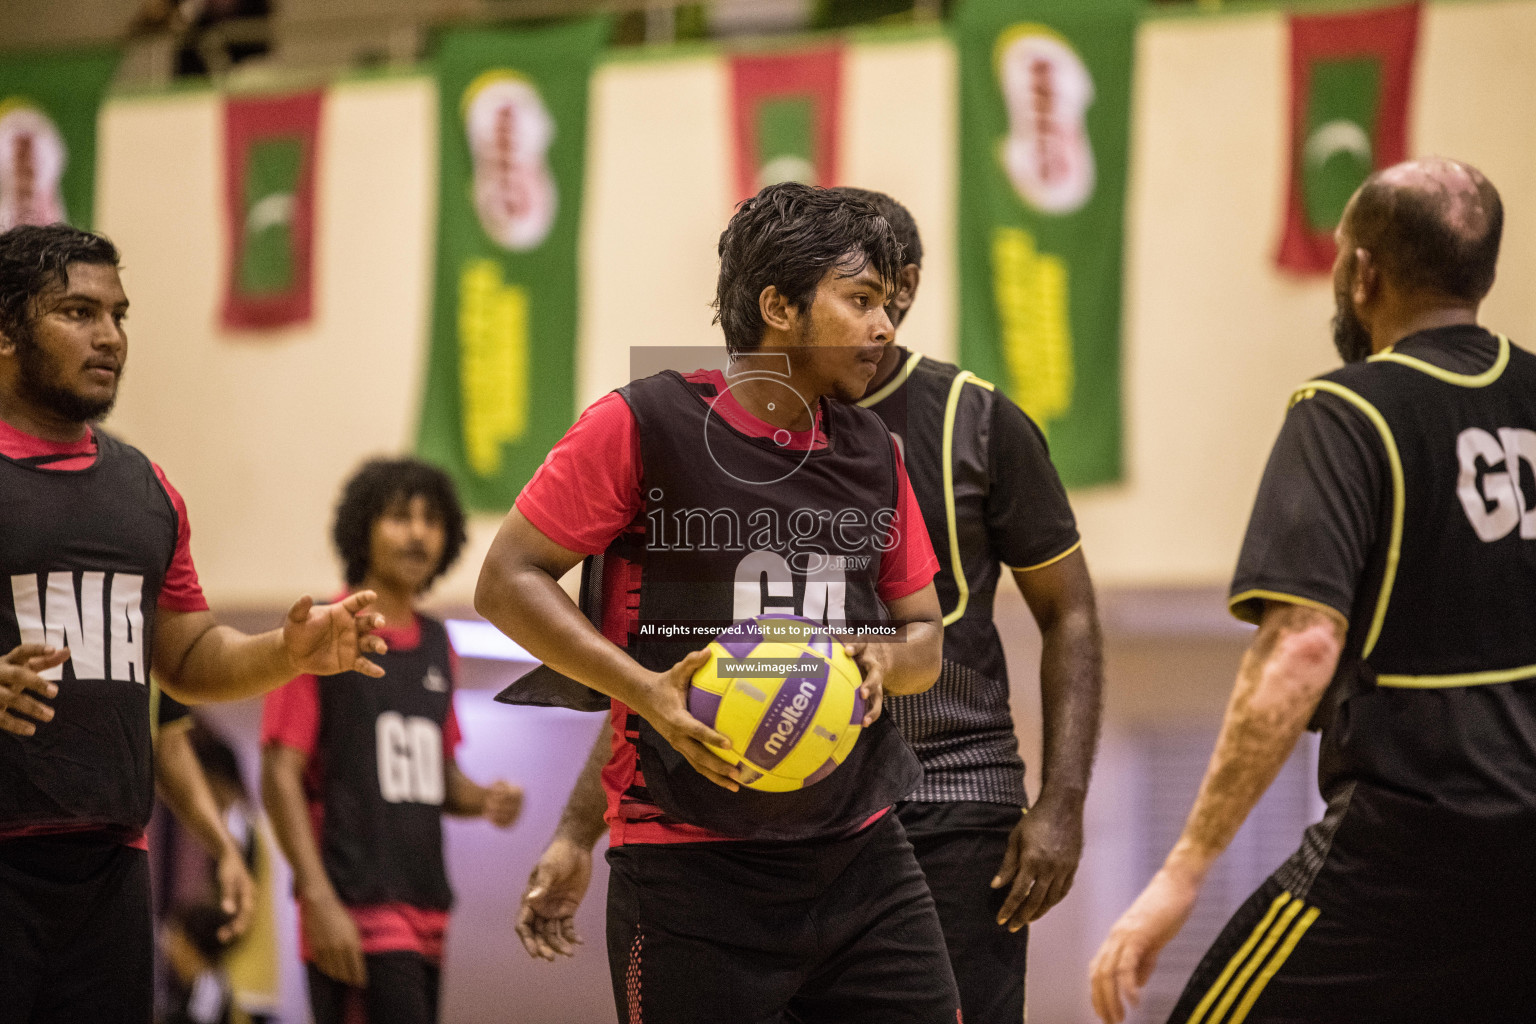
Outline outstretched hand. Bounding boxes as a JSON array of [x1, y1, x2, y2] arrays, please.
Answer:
[[283, 592, 387, 678], [1089, 866, 1201, 1023], [516, 837, 592, 961], [0, 644, 68, 737], [631, 649, 741, 791]]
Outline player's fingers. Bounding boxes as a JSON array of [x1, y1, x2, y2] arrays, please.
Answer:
[[1088, 953, 1112, 1024], [861, 683, 883, 727], [0, 711, 40, 737], [1095, 944, 1135, 1024], [23, 650, 69, 675], [361, 634, 388, 656], [3, 643, 56, 666], [1116, 947, 1145, 1013], [677, 714, 732, 752], [352, 656, 386, 678], [1014, 864, 1057, 926], [339, 590, 378, 615], [542, 916, 577, 957], [4, 693, 54, 724], [515, 906, 546, 960], [287, 595, 315, 624], [667, 648, 711, 682], [684, 745, 740, 791], [998, 863, 1036, 928], [231, 874, 255, 935], [558, 917, 583, 948], [1029, 872, 1075, 922], [991, 833, 1021, 889]]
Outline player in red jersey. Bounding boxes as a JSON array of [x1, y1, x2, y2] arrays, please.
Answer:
[[0, 223, 384, 1024], [263, 458, 522, 1024], [479, 183, 959, 1023]]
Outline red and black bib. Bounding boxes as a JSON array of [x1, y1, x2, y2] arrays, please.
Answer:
[[0, 432, 176, 837], [316, 616, 454, 909]]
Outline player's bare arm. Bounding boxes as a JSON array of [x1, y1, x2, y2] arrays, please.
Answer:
[[262, 742, 367, 988], [845, 583, 943, 727], [476, 507, 741, 790], [155, 723, 255, 942], [518, 723, 610, 961], [1088, 600, 1343, 1024], [443, 759, 524, 827], [153, 592, 387, 705], [0, 643, 67, 736], [995, 548, 1104, 931]]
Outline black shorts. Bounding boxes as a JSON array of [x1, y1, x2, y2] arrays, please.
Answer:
[[307, 951, 442, 1024], [1167, 783, 1536, 1024], [0, 834, 153, 1024], [605, 811, 960, 1024], [898, 801, 1028, 1024]]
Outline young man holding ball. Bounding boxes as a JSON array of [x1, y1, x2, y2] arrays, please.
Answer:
[[476, 183, 957, 1023]]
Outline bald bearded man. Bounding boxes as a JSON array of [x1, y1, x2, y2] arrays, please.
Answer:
[[1091, 158, 1536, 1024]]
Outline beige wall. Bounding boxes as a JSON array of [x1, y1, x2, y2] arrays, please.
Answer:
[[95, 5, 1536, 610]]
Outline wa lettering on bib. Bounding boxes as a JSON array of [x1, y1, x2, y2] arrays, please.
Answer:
[[9, 571, 148, 683]]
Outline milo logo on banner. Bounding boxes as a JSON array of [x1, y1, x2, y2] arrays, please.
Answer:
[[464, 71, 557, 253], [0, 99, 67, 231], [995, 25, 1095, 216]]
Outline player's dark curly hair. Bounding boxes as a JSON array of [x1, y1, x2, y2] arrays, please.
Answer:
[[713, 182, 904, 355], [0, 224, 120, 346], [830, 187, 922, 269], [332, 457, 467, 591]]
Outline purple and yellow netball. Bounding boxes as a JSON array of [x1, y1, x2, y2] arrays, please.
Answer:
[[688, 615, 865, 792]]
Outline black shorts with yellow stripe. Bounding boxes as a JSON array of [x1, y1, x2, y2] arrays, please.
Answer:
[[1166, 782, 1536, 1024]]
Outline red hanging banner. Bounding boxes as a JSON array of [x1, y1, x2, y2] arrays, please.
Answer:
[[1276, 3, 1419, 274], [220, 90, 323, 330], [728, 47, 843, 205]]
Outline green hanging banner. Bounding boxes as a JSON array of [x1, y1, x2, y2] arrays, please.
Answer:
[[954, 0, 1135, 487], [0, 47, 119, 232], [417, 19, 607, 511]]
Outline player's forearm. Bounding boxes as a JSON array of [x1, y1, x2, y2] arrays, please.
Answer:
[[879, 616, 943, 695], [1163, 604, 1342, 883], [156, 728, 240, 860], [553, 725, 612, 850], [159, 624, 296, 704], [443, 761, 487, 817], [1034, 597, 1104, 810], [475, 560, 652, 707], [261, 745, 337, 902]]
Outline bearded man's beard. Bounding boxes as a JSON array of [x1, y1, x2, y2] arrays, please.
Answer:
[[14, 324, 119, 422], [1332, 301, 1374, 364]]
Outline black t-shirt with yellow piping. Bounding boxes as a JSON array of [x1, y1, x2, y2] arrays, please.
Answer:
[[1232, 326, 1536, 817], [861, 348, 1080, 805]]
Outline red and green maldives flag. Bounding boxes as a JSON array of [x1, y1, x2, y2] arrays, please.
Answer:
[[729, 46, 843, 203], [0, 48, 119, 232], [220, 90, 323, 330], [1277, 3, 1420, 274]]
